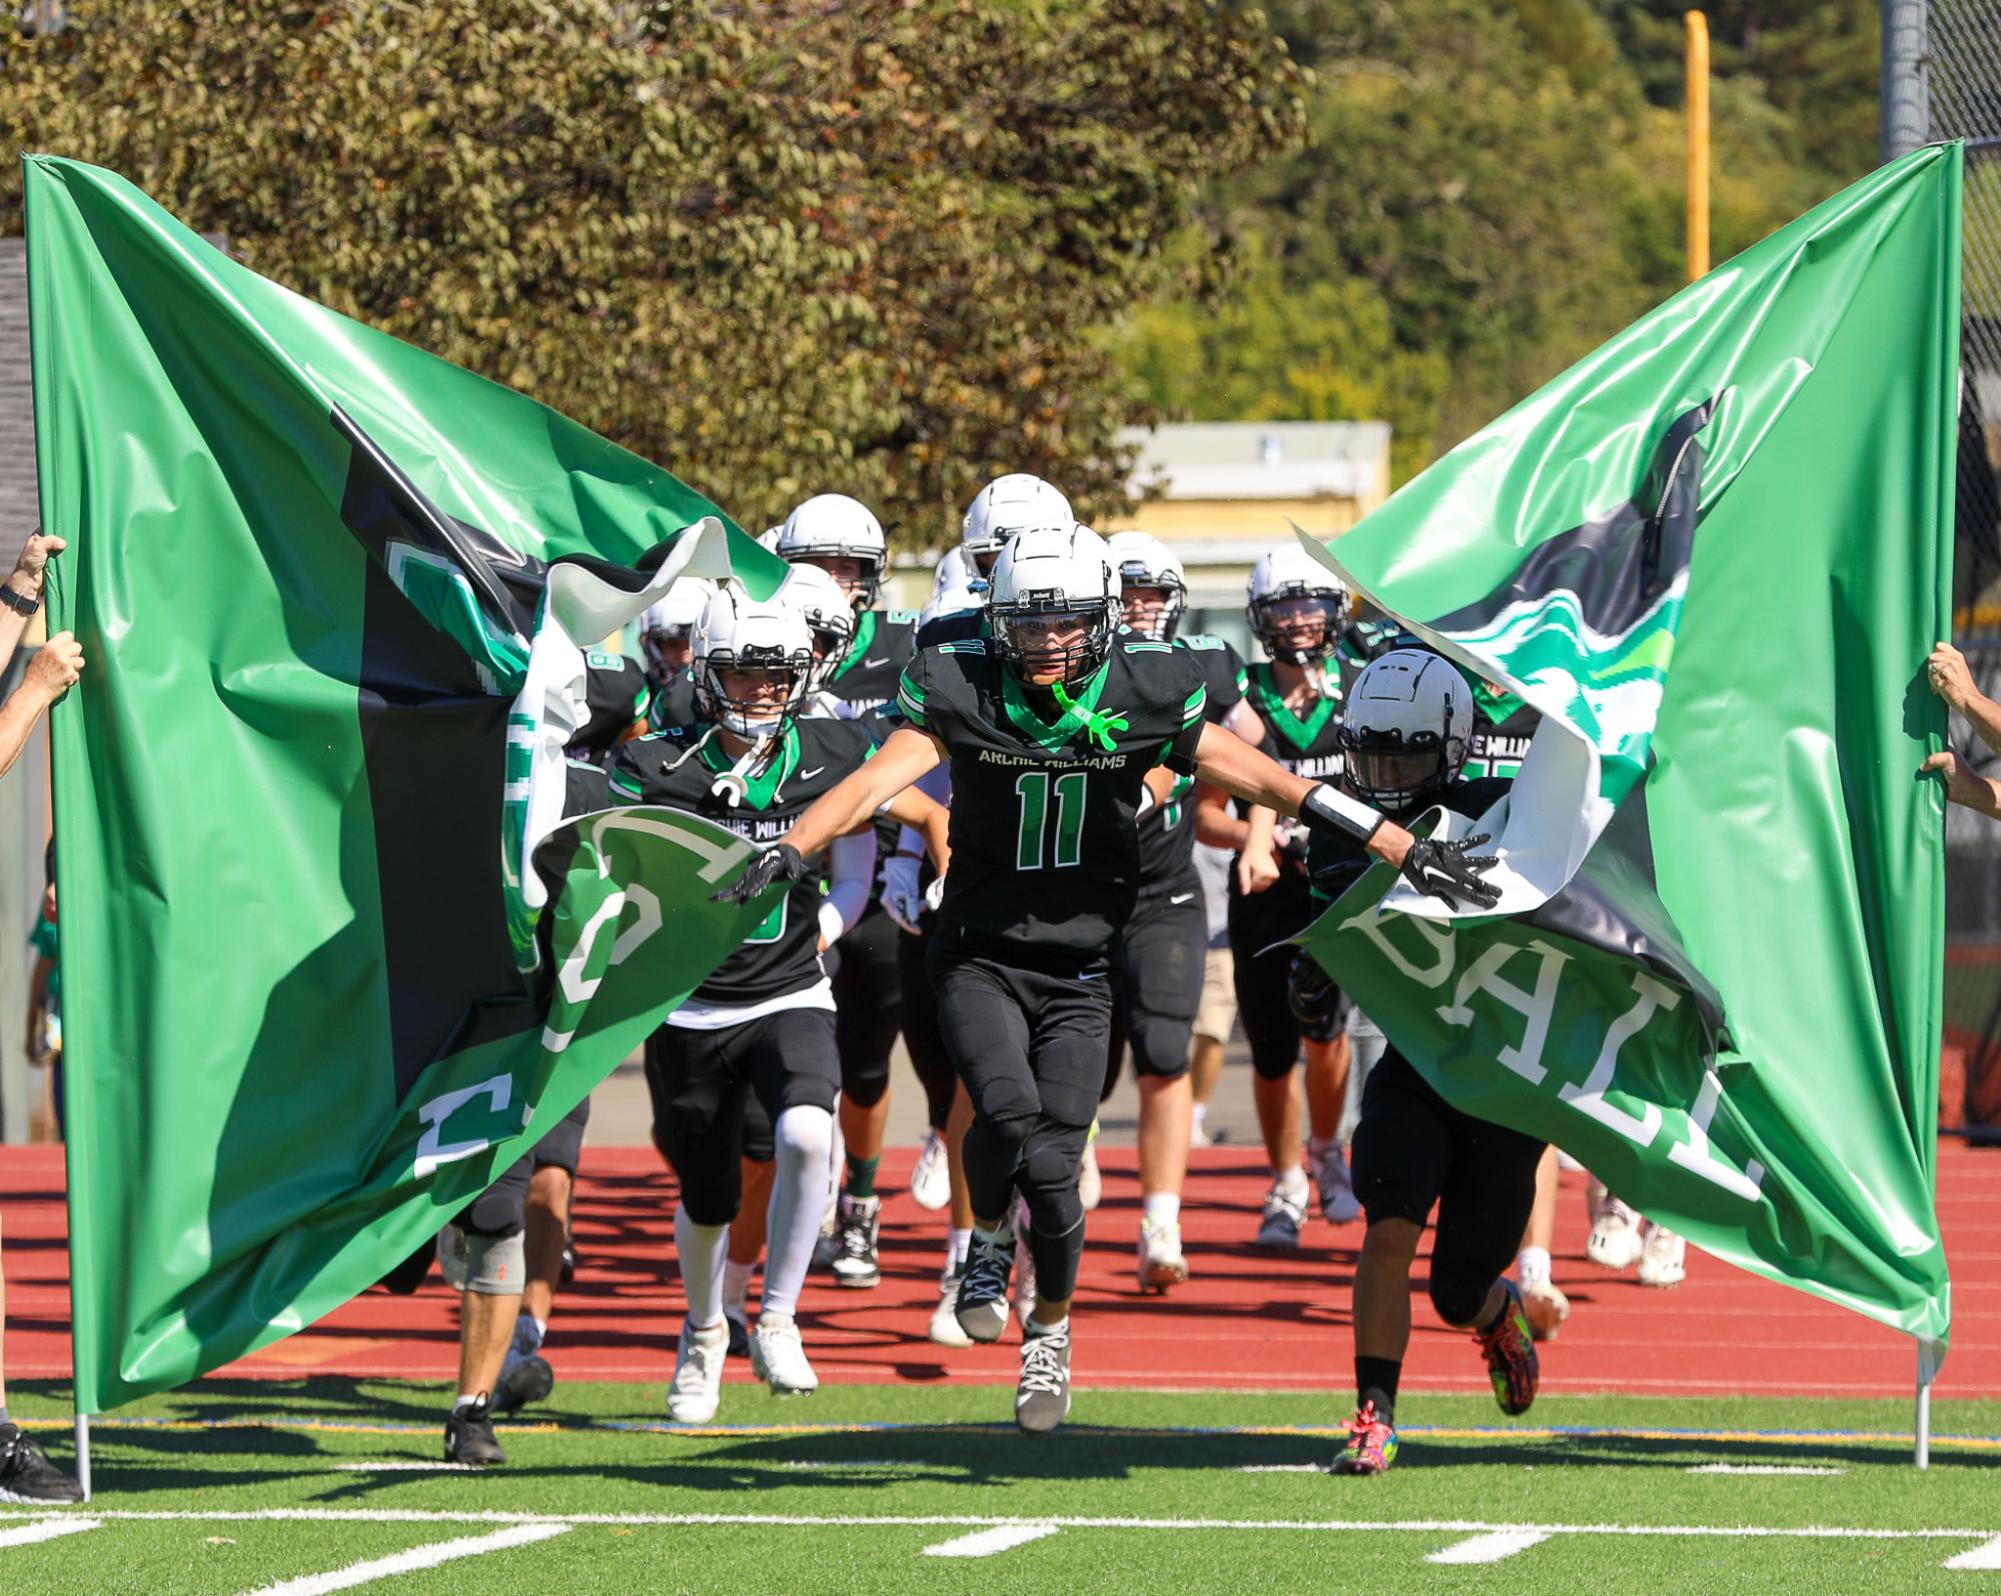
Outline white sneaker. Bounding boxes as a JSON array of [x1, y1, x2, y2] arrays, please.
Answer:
[[1138, 1216, 1188, 1293], [1312, 1143, 1360, 1224], [929, 1275, 975, 1348], [1078, 1137, 1102, 1213], [1255, 1176, 1309, 1249], [1637, 1224, 1687, 1288], [666, 1318, 729, 1424], [749, 1314, 819, 1395], [1587, 1196, 1646, 1271], [910, 1128, 951, 1212]]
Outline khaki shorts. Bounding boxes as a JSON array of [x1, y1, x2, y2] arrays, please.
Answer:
[[1193, 946, 1238, 1044]]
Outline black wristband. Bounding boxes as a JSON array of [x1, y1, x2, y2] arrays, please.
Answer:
[[0, 581, 40, 618]]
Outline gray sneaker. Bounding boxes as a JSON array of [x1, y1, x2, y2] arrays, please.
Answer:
[[954, 1225, 1016, 1344], [1015, 1323, 1072, 1434]]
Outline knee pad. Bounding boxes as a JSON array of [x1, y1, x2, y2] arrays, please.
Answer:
[[840, 1062, 891, 1110], [1427, 1264, 1494, 1328], [464, 1226, 527, 1296], [1128, 1012, 1193, 1080], [466, 1181, 528, 1239], [773, 1103, 834, 1168], [1016, 1125, 1088, 1234]]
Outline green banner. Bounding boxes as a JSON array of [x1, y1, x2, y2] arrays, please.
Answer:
[[26, 155, 787, 1410], [1302, 144, 1959, 1352]]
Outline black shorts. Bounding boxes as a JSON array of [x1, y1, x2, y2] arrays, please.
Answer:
[[1104, 890, 1205, 1092], [928, 942, 1112, 1130], [1350, 1052, 1545, 1282], [898, 925, 956, 1130], [1229, 888, 1336, 1081], [829, 906, 902, 1106], [644, 1008, 841, 1222], [465, 1097, 591, 1234]]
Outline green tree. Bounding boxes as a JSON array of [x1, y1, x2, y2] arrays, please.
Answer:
[[0, 0, 1305, 544]]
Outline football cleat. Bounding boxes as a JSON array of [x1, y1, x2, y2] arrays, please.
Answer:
[[666, 1318, 730, 1424], [955, 1225, 1017, 1344], [750, 1314, 819, 1395], [1637, 1224, 1687, 1288], [830, 1193, 882, 1289], [1313, 1143, 1361, 1225], [1015, 1323, 1073, 1434], [1254, 1176, 1309, 1249], [1586, 1196, 1646, 1271], [1078, 1134, 1103, 1213], [1138, 1216, 1188, 1293], [1475, 1280, 1540, 1416], [443, 1398, 505, 1467], [929, 1274, 975, 1348], [1330, 1400, 1398, 1476], [910, 1128, 952, 1211], [0, 1423, 83, 1503], [723, 1308, 752, 1359], [490, 1350, 554, 1416]]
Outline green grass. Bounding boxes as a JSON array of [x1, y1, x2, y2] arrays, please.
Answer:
[[7, 1380, 2001, 1594]]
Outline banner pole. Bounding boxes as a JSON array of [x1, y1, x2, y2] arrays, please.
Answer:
[[72, 1410, 89, 1500], [1916, 1342, 1936, 1470]]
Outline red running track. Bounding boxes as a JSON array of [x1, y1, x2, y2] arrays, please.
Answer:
[[2, 1143, 1996, 1399]]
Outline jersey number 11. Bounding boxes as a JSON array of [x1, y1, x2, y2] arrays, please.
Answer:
[[1015, 770, 1087, 870]]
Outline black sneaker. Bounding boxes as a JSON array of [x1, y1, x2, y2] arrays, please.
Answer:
[[443, 1399, 506, 1467], [831, 1194, 881, 1289], [724, 1309, 752, 1359], [0, 1423, 82, 1503], [954, 1226, 1016, 1344], [1015, 1324, 1072, 1435], [489, 1352, 553, 1416]]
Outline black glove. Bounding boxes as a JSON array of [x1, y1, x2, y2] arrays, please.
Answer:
[[1309, 856, 1370, 900], [710, 842, 807, 906], [1398, 833, 1502, 911]]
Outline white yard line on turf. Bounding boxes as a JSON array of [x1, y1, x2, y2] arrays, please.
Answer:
[[0, 1516, 99, 1548], [1946, 1537, 2001, 1571], [922, 1524, 1060, 1558], [1426, 1531, 1550, 1565], [1686, 1465, 1845, 1476], [240, 1522, 571, 1596], [331, 1464, 486, 1473], [1238, 1465, 1323, 1473]]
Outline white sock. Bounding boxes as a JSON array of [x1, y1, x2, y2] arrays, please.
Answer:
[[722, 1259, 753, 1319], [1143, 1192, 1180, 1228], [674, 1204, 730, 1329], [1307, 1134, 1337, 1162], [763, 1104, 835, 1321], [1276, 1164, 1307, 1192], [945, 1227, 972, 1273], [1517, 1246, 1552, 1287], [1027, 1314, 1070, 1338], [1191, 1102, 1208, 1132], [528, 1316, 547, 1345]]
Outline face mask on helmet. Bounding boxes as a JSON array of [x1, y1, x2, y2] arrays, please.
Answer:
[[988, 528, 1118, 688], [1336, 649, 1471, 811], [780, 566, 858, 694], [639, 580, 715, 683], [1249, 590, 1346, 664], [778, 494, 887, 611], [693, 596, 816, 740], [1108, 533, 1188, 642]]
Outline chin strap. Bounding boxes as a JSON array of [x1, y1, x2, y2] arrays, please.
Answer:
[[1050, 677, 1130, 753]]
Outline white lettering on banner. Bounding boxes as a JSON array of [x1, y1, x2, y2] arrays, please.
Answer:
[[414, 1074, 513, 1180], [1437, 940, 1569, 1085], [1558, 971, 1674, 1147], [589, 811, 755, 885], [558, 892, 626, 1008], [1341, 901, 1457, 988], [1668, 1068, 1766, 1201], [610, 884, 661, 964]]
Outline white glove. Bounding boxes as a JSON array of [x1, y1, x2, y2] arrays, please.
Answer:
[[880, 854, 926, 934]]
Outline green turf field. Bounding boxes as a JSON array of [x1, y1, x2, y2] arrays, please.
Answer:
[[6, 1380, 2001, 1594]]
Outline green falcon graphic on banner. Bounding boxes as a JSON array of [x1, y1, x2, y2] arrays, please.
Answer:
[[25, 156, 794, 1412], [1298, 142, 1959, 1357]]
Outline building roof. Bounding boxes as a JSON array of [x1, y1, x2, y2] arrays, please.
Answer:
[[1119, 420, 1391, 502]]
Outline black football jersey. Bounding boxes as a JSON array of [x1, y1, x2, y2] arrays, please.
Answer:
[[915, 607, 988, 648], [1231, 659, 1350, 928], [898, 634, 1207, 967], [569, 650, 650, 761], [647, 668, 698, 734], [606, 716, 873, 1004], [1134, 633, 1248, 907], [824, 608, 920, 715], [1463, 681, 1541, 780]]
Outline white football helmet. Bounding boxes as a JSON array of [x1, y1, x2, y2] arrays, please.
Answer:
[[692, 587, 817, 739], [779, 562, 859, 693], [639, 577, 717, 682], [777, 493, 888, 610], [756, 525, 785, 552], [1337, 648, 1472, 809], [932, 543, 989, 602], [1106, 531, 1188, 641], [1246, 543, 1351, 665], [961, 474, 1073, 571], [987, 522, 1118, 684]]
